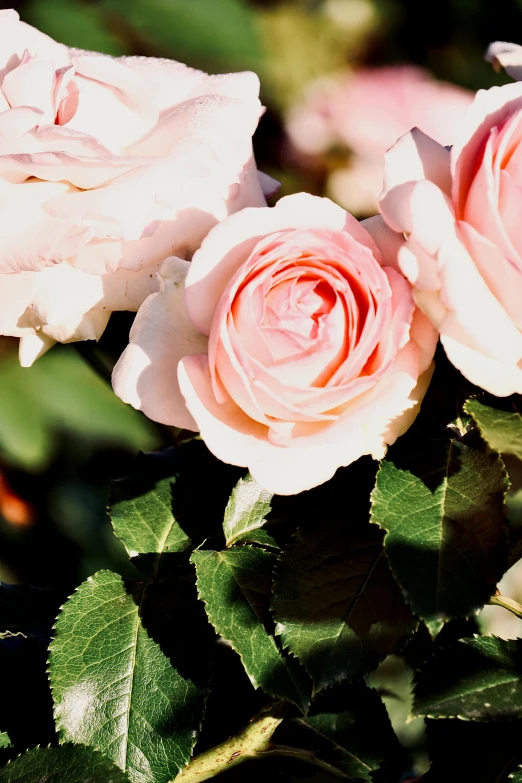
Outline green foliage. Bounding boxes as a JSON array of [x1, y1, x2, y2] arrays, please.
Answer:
[[0, 347, 158, 471], [0, 745, 131, 783], [412, 636, 522, 721], [0, 734, 10, 751], [295, 683, 403, 781], [272, 519, 413, 691], [465, 394, 522, 460], [22, 0, 127, 55], [192, 547, 310, 711], [371, 427, 508, 633], [110, 474, 191, 560], [222, 474, 273, 548], [49, 570, 205, 783], [98, 0, 261, 72]]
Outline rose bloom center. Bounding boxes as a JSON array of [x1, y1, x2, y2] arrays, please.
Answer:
[[208, 229, 391, 421]]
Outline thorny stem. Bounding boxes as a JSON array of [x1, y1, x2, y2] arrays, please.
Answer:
[[489, 592, 522, 619], [172, 703, 338, 783], [172, 704, 286, 782]]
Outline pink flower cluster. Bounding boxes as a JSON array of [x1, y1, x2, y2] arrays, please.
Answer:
[[1, 9, 520, 493]]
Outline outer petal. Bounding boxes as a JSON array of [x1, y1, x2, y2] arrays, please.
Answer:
[[108, 55, 261, 111], [380, 178, 455, 256], [0, 11, 68, 80], [459, 220, 522, 331], [361, 214, 404, 271], [437, 229, 522, 364], [66, 55, 159, 153], [486, 41, 522, 82], [0, 150, 146, 189], [452, 82, 522, 213], [440, 313, 522, 396], [185, 193, 379, 335], [178, 339, 425, 495], [112, 257, 208, 429], [0, 180, 90, 273], [382, 127, 452, 196], [40, 309, 110, 344], [397, 237, 440, 290], [19, 333, 55, 367], [0, 270, 37, 335]]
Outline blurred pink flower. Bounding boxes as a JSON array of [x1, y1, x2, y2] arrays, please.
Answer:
[[287, 65, 473, 214]]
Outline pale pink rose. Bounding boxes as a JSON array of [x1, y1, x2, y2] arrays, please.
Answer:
[[112, 193, 437, 494], [379, 54, 522, 395], [287, 66, 472, 215], [0, 9, 272, 366]]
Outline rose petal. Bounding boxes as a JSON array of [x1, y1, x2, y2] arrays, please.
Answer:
[[19, 333, 55, 367], [452, 81, 522, 213], [0, 269, 37, 335], [0, 180, 90, 273], [112, 257, 208, 429], [362, 214, 405, 272], [111, 56, 261, 110], [178, 339, 424, 495], [382, 127, 452, 196], [185, 194, 379, 335], [0, 11, 68, 81], [486, 41, 522, 82], [380, 178, 455, 257], [397, 236, 441, 290], [459, 220, 522, 330], [438, 228, 522, 364], [441, 312, 522, 395]]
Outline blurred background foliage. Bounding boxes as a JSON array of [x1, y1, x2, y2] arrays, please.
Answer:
[[0, 0, 521, 778]]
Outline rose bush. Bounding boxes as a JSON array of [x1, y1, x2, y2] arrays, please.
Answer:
[[287, 65, 472, 215], [113, 193, 437, 494], [0, 9, 269, 366], [380, 55, 522, 396]]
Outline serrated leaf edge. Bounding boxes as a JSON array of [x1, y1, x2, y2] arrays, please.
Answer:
[[191, 549, 308, 711]]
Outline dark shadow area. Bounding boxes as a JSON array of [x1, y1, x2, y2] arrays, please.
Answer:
[[0, 635, 57, 763], [425, 717, 522, 782]]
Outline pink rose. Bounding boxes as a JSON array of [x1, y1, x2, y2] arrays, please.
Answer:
[[287, 66, 472, 215], [0, 10, 270, 366], [380, 57, 522, 395], [112, 194, 437, 494]]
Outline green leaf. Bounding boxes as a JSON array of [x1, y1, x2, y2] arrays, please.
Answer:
[[0, 745, 131, 783], [99, 0, 261, 72], [223, 474, 273, 548], [271, 520, 413, 692], [109, 444, 244, 575], [412, 636, 522, 721], [465, 394, 522, 460], [0, 731, 10, 750], [110, 475, 191, 560], [49, 570, 206, 783], [370, 428, 508, 632], [192, 547, 310, 711], [22, 0, 127, 55], [231, 528, 279, 549], [294, 683, 403, 782], [0, 346, 159, 471], [511, 767, 522, 782]]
